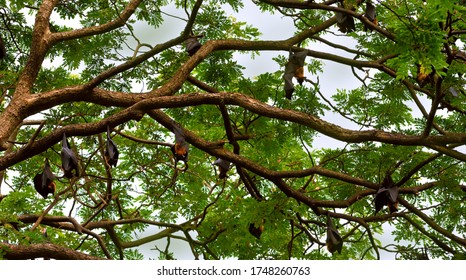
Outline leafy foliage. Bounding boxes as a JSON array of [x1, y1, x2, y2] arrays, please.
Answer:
[[1, 0, 466, 260]]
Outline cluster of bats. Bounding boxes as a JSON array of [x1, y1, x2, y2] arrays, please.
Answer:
[[34, 123, 233, 199], [31, 1, 387, 252], [33, 127, 118, 199]]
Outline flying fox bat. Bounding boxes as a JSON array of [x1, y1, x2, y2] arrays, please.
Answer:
[[104, 126, 119, 168], [61, 133, 79, 178], [185, 36, 202, 56], [416, 64, 435, 88], [283, 50, 307, 99], [0, 36, 6, 59], [170, 122, 189, 171], [336, 1, 356, 34], [363, 2, 378, 31], [248, 223, 264, 239], [374, 173, 399, 214], [33, 159, 56, 199], [213, 158, 231, 179], [326, 214, 343, 254]]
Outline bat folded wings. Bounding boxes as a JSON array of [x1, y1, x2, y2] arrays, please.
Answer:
[[33, 159, 56, 199], [283, 50, 307, 100]]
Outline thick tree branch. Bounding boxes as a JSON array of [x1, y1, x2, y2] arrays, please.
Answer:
[[0, 242, 103, 260]]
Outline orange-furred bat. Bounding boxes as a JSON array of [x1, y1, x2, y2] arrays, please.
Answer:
[[326, 214, 343, 254], [61, 133, 79, 178], [416, 64, 434, 88], [283, 50, 307, 100], [33, 159, 56, 199], [213, 158, 231, 179], [363, 2, 378, 31], [374, 173, 399, 214], [185, 36, 202, 56], [170, 122, 189, 171], [248, 223, 264, 239], [104, 126, 119, 168], [0, 36, 6, 59]]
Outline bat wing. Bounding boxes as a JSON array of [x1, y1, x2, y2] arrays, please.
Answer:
[[105, 139, 119, 167], [43, 160, 55, 181], [214, 158, 231, 178], [336, 13, 355, 33], [248, 223, 263, 239], [105, 127, 119, 167], [214, 158, 231, 170], [387, 185, 399, 203], [374, 187, 388, 213], [289, 50, 307, 67], [365, 2, 376, 22], [185, 37, 202, 56], [326, 216, 343, 254], [284, 62, 297, 99], [34, 172, 48, 199], [62, 133, 78, 175]]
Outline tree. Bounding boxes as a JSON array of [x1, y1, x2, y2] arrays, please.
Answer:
[[0, 0, 466, 260]]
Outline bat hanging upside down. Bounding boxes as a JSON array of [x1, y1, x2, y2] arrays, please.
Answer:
[[104, 125, 119, 168], [170, 122, 189, 171], [33, 159, 56, 199], [213, 158, 231, 179], [326, 214, 343, 254], [61, 133, 79, 178], [374, 173, 399, 214], [283, 50, 307, 100]]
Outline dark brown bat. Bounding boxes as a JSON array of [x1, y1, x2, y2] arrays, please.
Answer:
[[336, 1, 356, 34], [374, 174, 399, 214], [61, 133, 79, 178], [336, 12, 355, 33], [104, 126, 119, 168], [185, 36, 202, 56], [326, 214, 343, 254], [248, 223, 264, 239], [363, 2, 378, 31], [33, 159, 56, 199], [170, 122, 189, 171], [213, 158, 231, 179], [283, 50, 307, 100], [0, 36, 6, 59]]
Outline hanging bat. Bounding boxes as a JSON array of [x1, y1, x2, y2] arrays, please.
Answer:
[[283, 50, 307, 99], [185, 36, 202, 56], [61, 133, 79, 178], [416, 64, 434, 88], [104, 126, 119, 168], [336, 12, 355, 33], [336, 1, 355, 34], [0, 36, 6, 59], [170, 122, 189, 171], [33, 159, 56, 199], [248, 223, 264, 239], [363, 2, 378, 31], [374, 173, 399, 214], [213, 158, 231, 179], [326, 214, 343, 254]]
